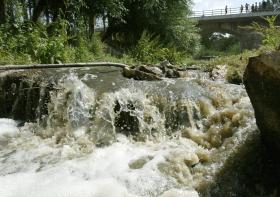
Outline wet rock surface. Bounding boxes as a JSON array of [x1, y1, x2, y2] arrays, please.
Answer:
[[210, 65, 227, 82], [244, 51, 280, 194], [122, 61, 190, 80], [244, 51, 280, 158], [0, 70, 51, 122]]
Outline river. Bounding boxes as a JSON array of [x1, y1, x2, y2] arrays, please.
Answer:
[[0, 67, 258, 196]]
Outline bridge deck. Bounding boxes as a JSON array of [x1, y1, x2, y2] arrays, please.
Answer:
[[191, 6, 280, 21], [196, 11, 280, 21]]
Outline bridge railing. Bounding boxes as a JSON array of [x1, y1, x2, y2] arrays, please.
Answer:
[[191, 5, 280, 18], [191, 7, 242, 17]]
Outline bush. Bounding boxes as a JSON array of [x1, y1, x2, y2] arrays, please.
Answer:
[[131, 31, 184, 64], [0, 20, 111, 64], [0, 21, 71, 64], [89, 33, 105, 56], [251, 16, 280, 49]]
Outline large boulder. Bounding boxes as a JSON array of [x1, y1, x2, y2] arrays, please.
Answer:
[[244, 51, 280, 158]]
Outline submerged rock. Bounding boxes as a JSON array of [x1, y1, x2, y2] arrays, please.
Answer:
[[122, 62, 190, 81], [244, 51, 280, 158]]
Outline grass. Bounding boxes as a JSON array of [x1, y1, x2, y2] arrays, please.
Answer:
[[180, 46, 275, 84]]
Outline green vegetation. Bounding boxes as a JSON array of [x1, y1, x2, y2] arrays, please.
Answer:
[[1, 1, 279, 85], [131, 31, 185, 64], [0, 0, 200, 65], [250, 16, 280, 49], [186, 16, 280, 84]]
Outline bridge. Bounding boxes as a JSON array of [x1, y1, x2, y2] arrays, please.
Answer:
[[191, 6, 280, 49]]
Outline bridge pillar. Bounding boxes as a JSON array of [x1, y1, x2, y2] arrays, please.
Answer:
[[199, 22, 263, 50], [237, 31, 263, 49]]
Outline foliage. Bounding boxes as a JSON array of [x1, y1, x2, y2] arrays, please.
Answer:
[[131, 31, 184, 64], [89, 33, 105, 56], [104, 0, 200, 54], [0, 21, 70, 63], [0, 0, 200, 65], [182, 49, 262, 84], [251, 16, 280, 49], [0, 19, 109, 64]]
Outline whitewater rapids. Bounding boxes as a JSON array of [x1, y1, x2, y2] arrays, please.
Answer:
[[0, 67, 257, 196]]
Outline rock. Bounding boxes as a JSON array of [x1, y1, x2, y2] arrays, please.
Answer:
[[122, 67, 136, 79], [244, 51, 280, 158], [0, 71, 51, 122], [128, 155, 153, 169], [160, 60, 173, 68], [138, 65, 163, 76], [114, 100, 140, 136], [165, 68, 180, 78], [122, 62, 189, 81], [122, 67, 162, 81], [210, 65, 227, 81], [123, 66, 161, 81]]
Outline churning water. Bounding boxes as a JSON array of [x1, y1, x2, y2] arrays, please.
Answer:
[[0, 67, 257, 197]]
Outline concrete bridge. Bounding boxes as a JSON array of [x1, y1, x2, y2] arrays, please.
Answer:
[[191, 7, 280, 49]]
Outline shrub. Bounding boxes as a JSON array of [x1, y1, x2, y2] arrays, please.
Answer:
[[0, 20, 107, 64], [251, 16, 280, 49], [132, 31, 184, 64]]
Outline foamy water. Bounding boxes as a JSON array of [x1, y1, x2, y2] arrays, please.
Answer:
[[0, 69, 257, 196], [0, 119, 201, 197]]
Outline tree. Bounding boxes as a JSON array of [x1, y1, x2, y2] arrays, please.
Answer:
[[32, 0, 66, 22], [0, 0, 6, 24], [102, 0, 200, 54]]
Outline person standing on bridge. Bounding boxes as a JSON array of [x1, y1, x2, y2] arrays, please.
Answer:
[[241, 4, 244, 13], [245, 3, 249, 12], [225, 5, 228, 14], [262, 0, 267, 10]]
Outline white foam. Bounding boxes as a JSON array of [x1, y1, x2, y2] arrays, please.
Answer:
[[0, 118, 19, 137], [0, 134, 200, 197]]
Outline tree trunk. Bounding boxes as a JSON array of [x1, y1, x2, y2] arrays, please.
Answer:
[[89, 14, 95, 39], [102, 13, 106, 32], [0, 0, 6, 24], [32, 0, 47, 22]]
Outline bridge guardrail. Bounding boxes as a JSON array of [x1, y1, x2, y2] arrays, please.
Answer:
[[191, 5, 280, 18]]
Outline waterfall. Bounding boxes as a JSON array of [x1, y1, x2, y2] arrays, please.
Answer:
[[0, 67, 258, 196]]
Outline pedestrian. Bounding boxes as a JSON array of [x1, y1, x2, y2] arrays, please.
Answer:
[[252, 4, 255, 12], [225, 5, 228, 14], [245, 3, 249, 12], [241, 4, 244, 13], [262, 0, 267, 10], [255, 2, 258, 11]]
